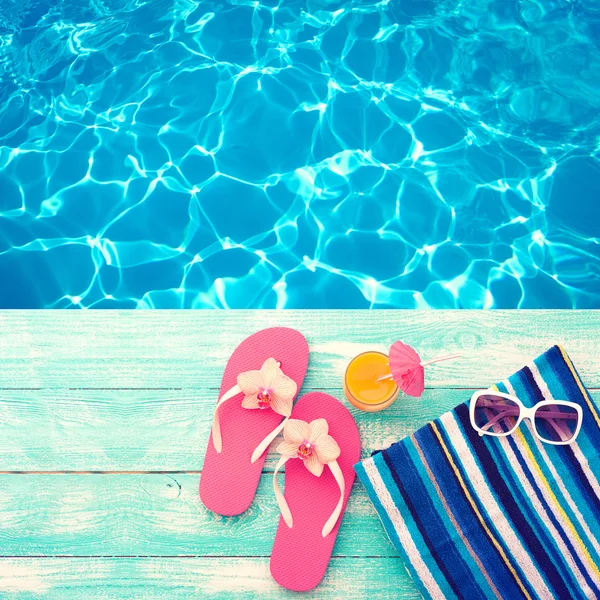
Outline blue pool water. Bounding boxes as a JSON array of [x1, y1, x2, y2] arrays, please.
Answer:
[[0, 0, 599, 308]]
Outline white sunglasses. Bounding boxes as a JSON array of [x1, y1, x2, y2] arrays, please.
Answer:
[[469, 390, 583, 446]]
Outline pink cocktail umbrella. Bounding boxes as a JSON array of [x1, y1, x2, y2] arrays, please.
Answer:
[[378, 341, 461, 397]]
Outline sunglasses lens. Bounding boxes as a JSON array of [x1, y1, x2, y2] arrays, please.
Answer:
[[534, 404, 580, 444], [474, 394, 521, 435]]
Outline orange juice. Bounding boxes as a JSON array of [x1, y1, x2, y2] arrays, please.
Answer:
[[343, 351, 399, 412]]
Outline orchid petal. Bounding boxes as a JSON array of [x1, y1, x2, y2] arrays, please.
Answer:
[[276, 441, 299, 457], [241, 393, 259, 409], [237, 370, 262, 395], [314, 434, 340, 464], [304, 453, 324, 476], [260, 358, 280, 388], [308, 418, 328, 442], [272, 373, 297, 401], [269, 369, 284, 389], [269, 393, 293, 417], [283, 419, 310, 444]]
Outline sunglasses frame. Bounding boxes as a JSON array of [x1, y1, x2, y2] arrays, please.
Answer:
[[469, 390, 583, 446]]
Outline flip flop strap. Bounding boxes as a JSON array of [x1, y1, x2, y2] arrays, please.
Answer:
[[250, 417, 288, 464], [211, 384, 288, 463], [322, 460, 345, 537], [211, 384, 242, 453], [273, 456, 292, 526], [273, 456, 345, 537]]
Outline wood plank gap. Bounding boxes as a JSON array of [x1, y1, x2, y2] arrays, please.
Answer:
[[65, 388, 185, 391], [0, 471, 203, 475], [0, 555, 398, 559]]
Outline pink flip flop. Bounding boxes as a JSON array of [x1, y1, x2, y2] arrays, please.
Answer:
[[270, 392, 361, 592], [200, 327, 309, 516]]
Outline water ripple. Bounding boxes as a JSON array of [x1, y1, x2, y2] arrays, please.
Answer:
[[0, 0, 599, 308]]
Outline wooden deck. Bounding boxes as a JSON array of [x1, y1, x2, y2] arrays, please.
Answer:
[[0, 310, 598, 598]]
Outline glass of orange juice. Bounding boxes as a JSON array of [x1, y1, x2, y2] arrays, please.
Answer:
[[343, 351, 398, 412]]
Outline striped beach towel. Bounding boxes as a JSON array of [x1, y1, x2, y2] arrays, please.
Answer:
[[355, 345, 600, 600]]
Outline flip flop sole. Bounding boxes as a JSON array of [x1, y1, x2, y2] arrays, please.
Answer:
[[200, 327, 309, 516], [270, 392, 361, 591]]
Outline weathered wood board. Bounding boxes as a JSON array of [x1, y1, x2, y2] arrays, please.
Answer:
[[0, 310, 596, 598]]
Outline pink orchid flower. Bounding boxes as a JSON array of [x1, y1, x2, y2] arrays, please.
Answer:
[[237, 357, 297, 417], [277, 418, 340, 476]]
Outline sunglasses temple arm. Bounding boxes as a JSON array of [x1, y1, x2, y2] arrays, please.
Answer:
[[479, 408, 520, 432], [543, 417, 572, 442], [479, 409, 577, 439], [530, 410, 578, 443], [535, 411, 578, 420], [478, 400, 579, 422]]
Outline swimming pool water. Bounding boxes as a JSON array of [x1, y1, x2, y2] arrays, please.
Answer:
[[0, 0, 599, 308]]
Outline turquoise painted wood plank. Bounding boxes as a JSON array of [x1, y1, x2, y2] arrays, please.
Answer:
[[0, 311, 597, 600], [0, 557, 414, 599], [3, 386, 599, 471], [1, 311, 598, 389], [0, 475, 394, 557], [0, 388, 486, 471]]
